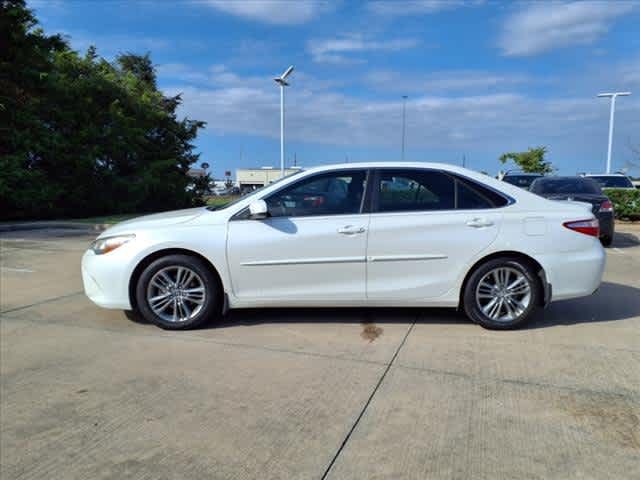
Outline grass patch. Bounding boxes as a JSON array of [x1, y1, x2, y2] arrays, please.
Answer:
[[206, 195, 240, 209]]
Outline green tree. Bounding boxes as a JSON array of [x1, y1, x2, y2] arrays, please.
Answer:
[[0, 0, 68, 218], [499, 146, 554, 174], [0, 0, 207, 220]]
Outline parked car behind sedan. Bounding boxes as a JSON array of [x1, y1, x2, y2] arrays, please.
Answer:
[[82, 162, 605, 331], [584, 173, 635, 190], [530, 176, 614, 246], [500, 172, 543, 190]]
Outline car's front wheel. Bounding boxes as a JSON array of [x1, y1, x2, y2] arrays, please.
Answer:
[[135, 254, 219, 330], [463, 257, 540, 330]]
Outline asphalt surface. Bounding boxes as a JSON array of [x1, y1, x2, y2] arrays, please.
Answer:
[[1, 226, 639, 479]]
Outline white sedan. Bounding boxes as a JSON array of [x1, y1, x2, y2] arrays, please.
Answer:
[[82, 162, 605, 330]]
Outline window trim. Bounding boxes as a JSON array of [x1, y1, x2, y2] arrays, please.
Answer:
[[370, 168, 513, 214], [231, 168, 372, 221]]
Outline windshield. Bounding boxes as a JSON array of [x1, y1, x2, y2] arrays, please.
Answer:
[[531, 178, 601, 195], [588, 175, 633, 188], [206, 170, 304, 211], [502, 175, 541, 189]]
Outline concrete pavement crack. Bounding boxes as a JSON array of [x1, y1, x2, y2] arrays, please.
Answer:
[[0, 291, 84, 315], [320, 317, 417, 480]]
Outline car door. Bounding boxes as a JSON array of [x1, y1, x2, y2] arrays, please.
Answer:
[[366, 168, 504, 300], [227, 169, 370, 302]]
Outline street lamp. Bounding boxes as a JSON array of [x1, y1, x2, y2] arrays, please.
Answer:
[[274, 65, 294, 177], [401, 95, 408, 161], [597, 91, 631, 173]]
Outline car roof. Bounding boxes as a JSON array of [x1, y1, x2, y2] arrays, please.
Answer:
[[585, 173, 628, 177], [505, 173, 542, 177], [302, 161, 460, 172], [535, 176, 594, 181]]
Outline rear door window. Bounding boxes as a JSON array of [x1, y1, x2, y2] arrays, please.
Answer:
[[377, 170, 455, 212], [374, 169, 508, 212]]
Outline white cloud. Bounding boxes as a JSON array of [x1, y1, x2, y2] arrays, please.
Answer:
[[204, 0, 328, 25], [165, 66, 640, 159], [308, 34, 419, 64], [619, 60, 640, 86], [365, 70, 532, 93], [55, 29, 200, 59], [499, 1, 636, 57], [368, 0, 481, 16]]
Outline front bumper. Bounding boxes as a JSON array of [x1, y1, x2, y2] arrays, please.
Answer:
[[81, 250, 133, 309]]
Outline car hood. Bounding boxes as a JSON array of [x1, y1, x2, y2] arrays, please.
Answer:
[[99, 207, 207, 237]]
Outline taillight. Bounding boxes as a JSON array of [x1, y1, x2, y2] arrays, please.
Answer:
[[599, 200, 614, 212], [563, 219, 599, 238]]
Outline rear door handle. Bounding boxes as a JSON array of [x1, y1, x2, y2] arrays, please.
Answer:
[[338, 225, 365, 235], [466, 218, 494, 228]]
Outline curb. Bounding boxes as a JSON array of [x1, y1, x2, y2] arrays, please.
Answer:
[[0, 222, 112, 233]]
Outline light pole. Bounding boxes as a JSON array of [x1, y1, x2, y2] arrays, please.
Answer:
[[597, 91, 631, 173], [274, 66, 294, 177], [401, 95, 408, 161]]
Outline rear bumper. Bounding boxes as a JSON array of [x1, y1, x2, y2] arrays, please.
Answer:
[[533, 243, 605, 302]]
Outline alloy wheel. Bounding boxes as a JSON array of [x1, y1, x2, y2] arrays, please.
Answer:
[[146, 266, 206, 323], [475, 266, 531, 322]]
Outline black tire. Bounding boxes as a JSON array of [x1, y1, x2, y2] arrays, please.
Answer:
[[600, 235, 613, 247], [463, 257, 540, 330], [135, 254, 220, 330]]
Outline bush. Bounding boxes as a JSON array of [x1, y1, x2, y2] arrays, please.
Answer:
[[603, 188, 640, 220]]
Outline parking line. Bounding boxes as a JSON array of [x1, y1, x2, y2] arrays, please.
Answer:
[[1, 267, 35, 273]]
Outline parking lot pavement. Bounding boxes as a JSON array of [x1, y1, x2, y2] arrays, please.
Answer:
[[1, 228, 639, 479], [0, 229, 95, 312]]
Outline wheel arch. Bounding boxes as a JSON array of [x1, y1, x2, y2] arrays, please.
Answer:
[[128, 248, 224, 312], [458, 250, 550, 309]]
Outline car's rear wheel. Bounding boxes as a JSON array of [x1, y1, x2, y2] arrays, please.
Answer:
[[135, 254, 219, 330], [463, 257, 540, 330]]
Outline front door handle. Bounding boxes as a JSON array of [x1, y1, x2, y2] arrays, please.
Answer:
[[338, 225, 365, 235], [466, 218, 494, 228]]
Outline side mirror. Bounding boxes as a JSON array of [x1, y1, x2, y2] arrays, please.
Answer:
[[248, 200, 269, 220]]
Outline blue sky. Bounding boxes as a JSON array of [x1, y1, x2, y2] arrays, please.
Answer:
[[31, 0, 640, 178]]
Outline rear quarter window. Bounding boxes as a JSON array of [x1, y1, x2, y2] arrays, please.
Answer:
[[454, 176, 510, 209]]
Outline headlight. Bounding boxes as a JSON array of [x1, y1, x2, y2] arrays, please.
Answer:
[[90, 234, 135, 255]]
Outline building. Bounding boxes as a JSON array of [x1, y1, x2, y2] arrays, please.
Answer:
[[236, 167, 302, 192], [187, 168, 207, 178]]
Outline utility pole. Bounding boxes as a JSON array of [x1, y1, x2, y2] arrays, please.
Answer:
[[274, 66, 294, 177], [597, 91, 631, 173], [401, 95, 408, 161]]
